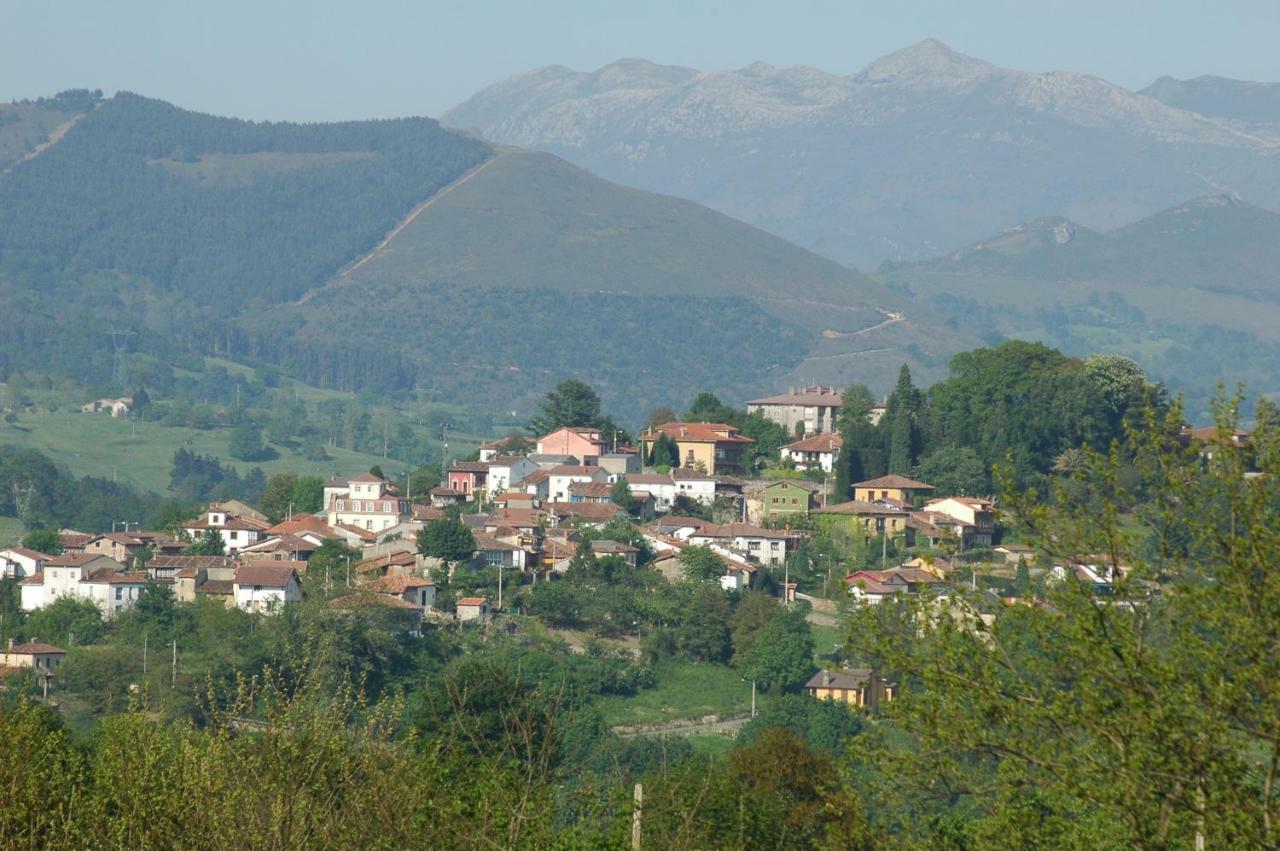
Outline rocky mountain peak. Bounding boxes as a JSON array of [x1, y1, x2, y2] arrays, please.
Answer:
[[855, 38, 999, 88]]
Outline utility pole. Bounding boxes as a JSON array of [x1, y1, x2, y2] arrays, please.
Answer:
[[751, 679, 757, 718], [142, 633, 148, 675], [497, 563, 503, 610], [104, 327, 137, 388], [171, 639, 177, 689]]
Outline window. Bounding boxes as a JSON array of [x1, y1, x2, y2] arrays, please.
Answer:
[[115, 587, 122, 601], [770, 497, 778, 504], [881, 491, 889, 499], [748, 541, 761, 551], [383, 501, 392, 512], [337, 500, 345, 511], [230, 531, 239, 541], [791, 498, 798, 505], [770, 541, 781, 550], [366, 520, 373, 530]]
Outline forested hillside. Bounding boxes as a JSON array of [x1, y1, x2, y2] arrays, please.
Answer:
[[0, 92, 968, 420]]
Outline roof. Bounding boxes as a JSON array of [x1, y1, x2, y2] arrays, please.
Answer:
[[0, 547, 52, 561], [5, 642, 66, 656], [449, 461, 491, 473], [815, 499, 908, 517], [480, 435, 529, 450], [546, 502, 624, 522], [349, 473, 387, 483], [782, 433, 844, 453], [105, 571, 150, 585], [185, 516, 268, 532], [334, 523, 378, 542], [749, 386, 845, 406], [329, 593, 419, 611], [233, 564, 298, 587], [490, 454, 533, 466], [853, 474, 934, 491], [627, 473, 672, 485], [18, 574, 43, 586], [642, 422, 753, 444], [196, 579, 235, 596], [648, 516, 709, 531], [927, 496, 995, 509], [548, 465, 604, 477], [804, 668, 876, 690], [591, 539, 638, 554], [428, 486, 465, 496], [537, 426, 605, 443], [487, 507, 547, 527], [44, 553, 119, 568], [59, 531, 94, 548], [368, 574, 434, 593], [267, 515, 338, 538], [148, 555, 237, 571], [473, 533, 522, 552], [456, 596, 490, 607], [520, 469, 551, 485], [568, 481, 614, 498], [670, 467, 716, 481], [692, 522, 792, 540], [241, 559, 308, 576]]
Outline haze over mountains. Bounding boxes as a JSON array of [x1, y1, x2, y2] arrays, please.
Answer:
[[0, 91, 963, 420], [445, 38, 1280, 272], [884, 194, 1280, 404]]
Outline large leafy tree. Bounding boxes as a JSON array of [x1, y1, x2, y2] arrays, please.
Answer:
[[415, 518, 476, 568], [739, 610, 815, 693], [21, 528, 62, 556], [529, 379, 602, 435], [834, 383, 883, 500], [182, 528, 225, 556]]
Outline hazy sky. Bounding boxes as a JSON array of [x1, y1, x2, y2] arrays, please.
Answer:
[[3, 0, 1278, 122]]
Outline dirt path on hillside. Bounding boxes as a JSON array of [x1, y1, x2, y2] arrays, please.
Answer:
[[2, 110, 91, 175], [294, 153, 500, 305]]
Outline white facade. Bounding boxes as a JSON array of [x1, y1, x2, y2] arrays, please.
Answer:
[[78, 575, 147, 615], [485, 457, 539, 495], [547, 467, 608, 502], [0, 548, 47, 580], [234, 575, 302, 613], [671, 470, 717, 505]]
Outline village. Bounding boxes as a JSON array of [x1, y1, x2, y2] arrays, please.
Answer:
[[3, 380, 1195, 712]]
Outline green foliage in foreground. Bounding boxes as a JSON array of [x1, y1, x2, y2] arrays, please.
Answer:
[[846, 394, 1280, 847]]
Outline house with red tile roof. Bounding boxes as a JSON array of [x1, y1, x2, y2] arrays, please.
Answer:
[[233, 563, 302, 613], [183, 509, 270, 554], [922, 497, 995, 547], [747, 385, 846, 434], [852, 475, 934, 506], [638, 422, 754, 475], [780, 432, 843, 473], [446, 461, 490, 499], [535, 427, 608, 461]]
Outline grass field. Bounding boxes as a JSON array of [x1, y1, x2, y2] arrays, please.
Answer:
[[808, 621, 848, 662], [0, 410, 395, 494], [0, 516, 24, 548], [596, 660, 759, 727]]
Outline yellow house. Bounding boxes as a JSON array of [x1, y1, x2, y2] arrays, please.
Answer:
[[813, 499, 912, 543], [639, 422, 754, 475], [804, 668, 894, 711], [851, 474, 934, 506]]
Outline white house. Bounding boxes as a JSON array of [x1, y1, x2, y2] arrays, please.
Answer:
[[456, 596, 491, 623], [547, 465, 609, 503], [671, 467, 717, 505], [922, 497, 996, 547], [327, 476, 412, 533], [77, 570, 149, 616], [0, 547, 50, 580], [779, 432, 843, 473], [183, 509, 269, 554], [485, 455, 540, 496], [27, 554, 123, 609], [233, 563, 302, 613], [686, 523, 791, 566]]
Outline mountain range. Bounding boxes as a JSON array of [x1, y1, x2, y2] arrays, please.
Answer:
[[883, 195, 1280, 406], [445, 39, 1280, 272], [0, 91, 964, 421]]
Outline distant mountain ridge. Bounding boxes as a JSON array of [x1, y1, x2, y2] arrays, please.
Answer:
[[446, 39, 1280, 271], [1142, 75, 1280, 124], [881, 194, 1280, 411]]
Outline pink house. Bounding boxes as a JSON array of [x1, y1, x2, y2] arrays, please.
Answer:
[[447, 461, 490, 497], [535, 427, 608, 462]]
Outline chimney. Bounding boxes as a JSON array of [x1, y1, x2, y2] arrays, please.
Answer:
[[823, 671, 833, 687]]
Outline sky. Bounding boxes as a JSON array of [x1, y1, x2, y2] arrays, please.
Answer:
[[3, 0, 1279, 122]]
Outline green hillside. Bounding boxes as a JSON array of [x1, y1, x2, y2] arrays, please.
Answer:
[[884, 195, 1280, 415], [0, 92, 972, 422]]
